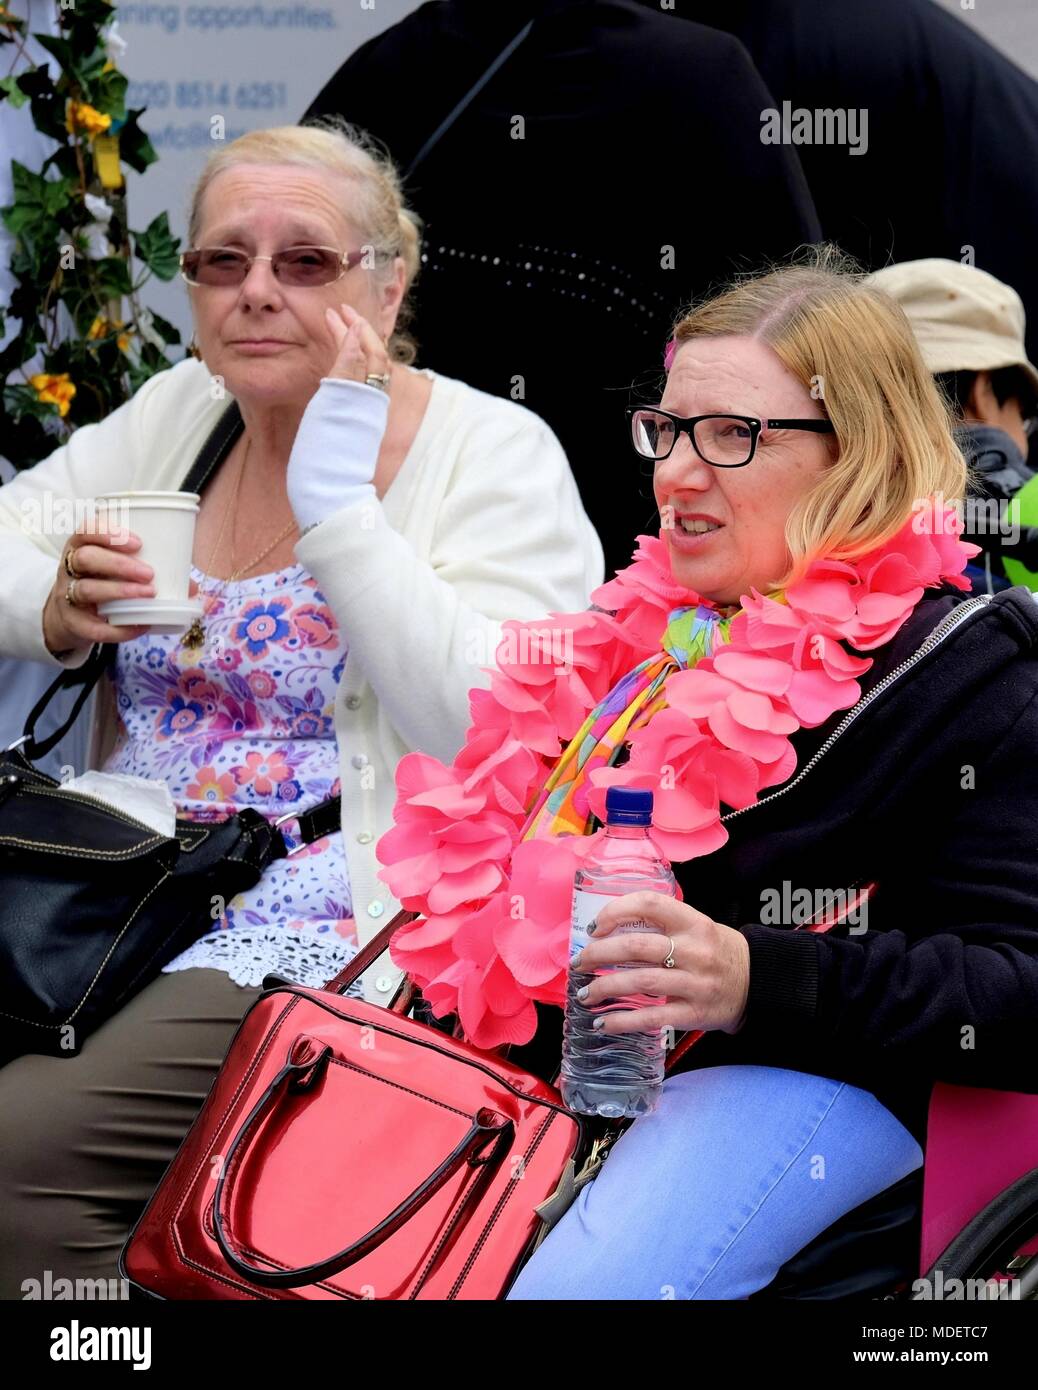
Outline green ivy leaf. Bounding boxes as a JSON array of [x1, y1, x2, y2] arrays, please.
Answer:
[[71, 0, 123, 30], [116, 109, 157, 174], [33, 34, 75, 73], [37, 30, 107, 96], [15, 64, 65, 143], [1, 162, 71, 238], [3, 383, 63, 424], [43, 178, 72, 216], [133, 211, 180, 281], [93, 68, 127, 123], [93, 255, 133, 296], [144, 310, 182, 346], [0, 76, 29, 109], [2, 8, 179, 471]]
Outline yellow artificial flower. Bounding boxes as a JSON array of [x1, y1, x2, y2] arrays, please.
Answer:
[[87, 315, 126, 341], [28, 373, 76, 418], [65, 101, 111, 138], [87, 317, 132, 353]]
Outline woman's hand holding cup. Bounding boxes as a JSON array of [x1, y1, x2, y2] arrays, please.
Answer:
[[43, 523, 158, 657]]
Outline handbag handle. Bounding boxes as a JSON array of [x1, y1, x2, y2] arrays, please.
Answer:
[[322, 907, 416, 995], [18, 644, 112, 760], [211, 1033, 514, 1288]]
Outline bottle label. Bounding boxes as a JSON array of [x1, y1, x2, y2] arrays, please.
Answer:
[[570, 887, 605, 961]]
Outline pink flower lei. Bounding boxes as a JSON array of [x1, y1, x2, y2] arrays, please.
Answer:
[[376, 504, 979, 1050]]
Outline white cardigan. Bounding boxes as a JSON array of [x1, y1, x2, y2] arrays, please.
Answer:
[[0, 357, 604, 1003]]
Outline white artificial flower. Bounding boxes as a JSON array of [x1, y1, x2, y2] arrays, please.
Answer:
[[84, 193, 114, 225], [136, 308, 167, 351], [104, 21, 128, 63]]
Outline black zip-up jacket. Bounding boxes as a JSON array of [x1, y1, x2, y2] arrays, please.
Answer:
[[959, 423, 1038, 582], [671, 582, 1038, 1144]]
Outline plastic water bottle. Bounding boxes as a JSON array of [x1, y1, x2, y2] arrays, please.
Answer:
[[561, 787, 678, 1118]]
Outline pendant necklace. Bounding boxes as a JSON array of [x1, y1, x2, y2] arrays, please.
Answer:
[[180, 436, 299, 654]]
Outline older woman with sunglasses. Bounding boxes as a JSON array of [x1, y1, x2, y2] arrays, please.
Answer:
[[0, 116, 602, 1294]]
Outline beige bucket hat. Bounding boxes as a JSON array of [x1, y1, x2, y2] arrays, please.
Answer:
[[865, 258, 1038, 398]]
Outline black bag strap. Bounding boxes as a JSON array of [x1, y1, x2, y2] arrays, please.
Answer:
[[182, 398, 243, 494], [17, 651, 109, 761], [14, 395, 339, 851], [403, 18, 535, 179], [18, 399, 246, 760]]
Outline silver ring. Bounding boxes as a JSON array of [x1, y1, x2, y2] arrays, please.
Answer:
[[365, 372, 391, 392], [63, 547, 81, 579], [662, 936, 676, 969], [64, 577, 80, 608]]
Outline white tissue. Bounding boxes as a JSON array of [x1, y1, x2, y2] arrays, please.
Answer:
[[63, 771, 177, 838]]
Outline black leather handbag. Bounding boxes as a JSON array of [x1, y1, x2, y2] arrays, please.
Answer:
[[0, 399, 341, 1061]]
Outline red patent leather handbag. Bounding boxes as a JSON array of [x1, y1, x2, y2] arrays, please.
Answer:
[[119, 910, 585, 1300], [120, 885, 879, 1300]]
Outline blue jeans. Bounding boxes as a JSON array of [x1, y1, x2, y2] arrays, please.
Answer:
[[507, 1065, 924, 1300]]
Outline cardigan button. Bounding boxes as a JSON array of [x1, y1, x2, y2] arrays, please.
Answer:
[[367, 899, 385, 918], [375, 976, 394, 993], [356, 831, 373, 845], [351, 753, 368, 769], [345, 694, 362, 710]]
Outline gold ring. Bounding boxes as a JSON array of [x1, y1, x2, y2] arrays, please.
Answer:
[[64, 578, 80, 608], [365, 372, 391, 392], [663, 936, 676, 968], [63, 547, 81, 579]]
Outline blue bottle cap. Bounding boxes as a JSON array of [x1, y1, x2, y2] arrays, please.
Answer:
[[604, 787, 653, 826]]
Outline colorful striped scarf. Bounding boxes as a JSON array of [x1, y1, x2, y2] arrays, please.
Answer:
[[521, 601, 750, 840]]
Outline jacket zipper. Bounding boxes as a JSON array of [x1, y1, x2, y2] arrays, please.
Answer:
[[714, 592, 992, 926], [720, 593, 992, 828]]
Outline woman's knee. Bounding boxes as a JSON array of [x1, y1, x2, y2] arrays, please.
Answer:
[[0, 1051, 102, 1296], [508, 1064, 923, 1300], [0, 970, 260, 1296]]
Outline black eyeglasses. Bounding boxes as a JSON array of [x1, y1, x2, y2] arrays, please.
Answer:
[[179, 245, 383, 288], [627, 405, 835, 467]]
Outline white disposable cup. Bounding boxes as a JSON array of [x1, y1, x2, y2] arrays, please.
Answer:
[[93, 491, 200, 606]]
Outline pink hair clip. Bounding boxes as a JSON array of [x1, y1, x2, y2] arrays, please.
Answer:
[[663, 337, 677, 372]]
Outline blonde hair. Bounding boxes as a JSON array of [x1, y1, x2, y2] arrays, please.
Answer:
[[669, 246, 974, 588], [186, 116, 423, 365]]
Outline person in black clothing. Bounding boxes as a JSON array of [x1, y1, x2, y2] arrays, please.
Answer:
[[500, 255, 1038, 1299], [303, 0, 821, 578], [867, 258, 1038, 593], [687, 0, 1038, 365], [940, 385, 1038, 593]]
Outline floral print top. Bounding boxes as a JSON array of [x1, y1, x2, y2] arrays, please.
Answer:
[[102, 562, 362, 992]]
